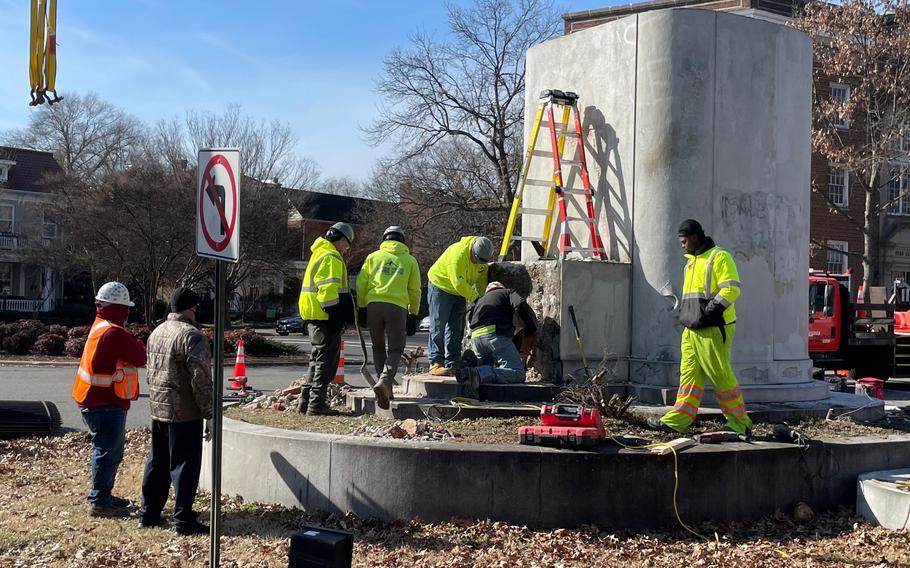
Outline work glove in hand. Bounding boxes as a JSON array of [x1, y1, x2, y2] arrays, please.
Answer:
[[406, 314, 419, 336], [204, 418, 213, 442]]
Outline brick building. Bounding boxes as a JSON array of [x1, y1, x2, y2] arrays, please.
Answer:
[[563, 0, 884, 295]]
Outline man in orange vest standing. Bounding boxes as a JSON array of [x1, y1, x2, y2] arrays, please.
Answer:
[[72, 281, 147, 518]]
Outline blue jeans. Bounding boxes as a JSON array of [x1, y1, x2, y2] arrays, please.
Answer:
[[473, 333, 526, 384], [427, 282, 466, 367], [80, 406, 127, 507]]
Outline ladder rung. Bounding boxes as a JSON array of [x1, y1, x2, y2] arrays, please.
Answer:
[[563, 247, 606, 253], [565, 216, 594, 222], [512, 236, 545, 242], [518, 207, 553, 216], [532, 150, 555, 158], [561, 160, 583, 166], [540, 122, 580, 137], [564, 189, 589, 195], [525, 179, 554, 187]]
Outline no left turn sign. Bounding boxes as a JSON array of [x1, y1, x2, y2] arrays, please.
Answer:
[[196, 148, 240, 262]]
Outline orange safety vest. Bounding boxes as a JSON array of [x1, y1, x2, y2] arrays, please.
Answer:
[[71, 317, 140, 403]]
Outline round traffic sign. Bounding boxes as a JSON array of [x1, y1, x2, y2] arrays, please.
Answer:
[[198, 154, 238, 252]]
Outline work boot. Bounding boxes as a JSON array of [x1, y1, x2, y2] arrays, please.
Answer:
[[296, 387, 311, 414], [373, 379, 393, 410], [461, 350, 478, 368], [646, 415, 682, 435], [460, 368, 481, 399], [138, 515, 164, 529], [429, 363, 454, 377], [111, 496, 131, 508], [89, 504, 130, 519]]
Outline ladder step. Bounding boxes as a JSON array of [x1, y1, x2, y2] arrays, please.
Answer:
[[561, 160, 583, 166], [518, 207, 553, 216], [540, 122, 581, 137], [565, 216, 595, 222], [512, 236, 546, 242], [525, 179, 554, 187], [564, 189, 589, 195], [563, 247, 606, 253]]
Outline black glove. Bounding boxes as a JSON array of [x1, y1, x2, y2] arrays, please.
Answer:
[[406, 314, 419, 336], [325, 303, 346, 334]]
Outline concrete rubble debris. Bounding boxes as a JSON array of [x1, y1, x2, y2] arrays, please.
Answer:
[[351, 419, 456, 442], [241, 382, 348, 411]]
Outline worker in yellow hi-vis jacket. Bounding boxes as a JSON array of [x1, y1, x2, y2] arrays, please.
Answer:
[[651, 219, 754, 436]]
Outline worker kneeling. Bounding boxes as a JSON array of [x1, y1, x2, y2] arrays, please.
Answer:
[[456, 282, 537, 398], [653, 219, 753, 436]]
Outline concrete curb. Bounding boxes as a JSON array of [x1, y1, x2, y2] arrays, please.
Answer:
[[203, 417, 910, 529]]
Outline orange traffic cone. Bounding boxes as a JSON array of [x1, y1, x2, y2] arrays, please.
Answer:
[[333, 339, 345, 384], [229, 339, 250, 390]]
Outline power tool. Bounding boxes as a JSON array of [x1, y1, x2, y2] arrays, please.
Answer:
[[518, 403, 606, 448]]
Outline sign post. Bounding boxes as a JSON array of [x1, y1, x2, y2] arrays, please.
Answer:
[[196, 148, 240, 568]]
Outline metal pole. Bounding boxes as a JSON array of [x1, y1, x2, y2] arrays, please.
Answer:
[[209, 260, 225, 567]]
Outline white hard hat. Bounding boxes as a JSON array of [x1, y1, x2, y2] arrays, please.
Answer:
[[471, 236, 495, 263], [95, 281, 134, 307]]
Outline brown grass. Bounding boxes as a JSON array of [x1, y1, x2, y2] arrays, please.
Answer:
[[2, 431, 910, 567]]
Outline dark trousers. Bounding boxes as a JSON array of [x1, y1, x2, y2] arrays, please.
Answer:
[[140, 419, 204, 528], [367, 302, 407, 384], [304, 321, 342, 410]]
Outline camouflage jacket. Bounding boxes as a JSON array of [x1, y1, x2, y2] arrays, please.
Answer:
[[146, 313, 213, 422]]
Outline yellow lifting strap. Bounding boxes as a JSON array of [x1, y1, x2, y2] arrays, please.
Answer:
[[29, 0, 62, 106]]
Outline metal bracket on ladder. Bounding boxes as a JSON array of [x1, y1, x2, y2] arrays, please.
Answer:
[[498, 89, 606, 261]]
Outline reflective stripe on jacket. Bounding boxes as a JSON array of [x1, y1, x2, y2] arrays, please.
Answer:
[[427, 236, 489, 302], [677, 241, 740, 329], [72, 317, 140, 403], [299, 237, 349, 321], [355, 240, 421, 314]]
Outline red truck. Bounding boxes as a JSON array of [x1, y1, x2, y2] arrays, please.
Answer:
[[808, 271, 910, 381]]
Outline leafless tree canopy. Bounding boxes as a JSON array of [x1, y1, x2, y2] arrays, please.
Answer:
[[793, 0, 910, 291], [366, 0, 559, 206], [2, 92, 144, 183]]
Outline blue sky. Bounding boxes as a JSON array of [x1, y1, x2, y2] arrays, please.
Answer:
[[0, 0, 613, 182]]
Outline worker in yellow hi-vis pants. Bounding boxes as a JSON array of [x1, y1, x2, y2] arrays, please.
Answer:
[[652, 219, 753, 435]]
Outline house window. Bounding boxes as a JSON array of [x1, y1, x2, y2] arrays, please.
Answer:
[[0, 263, 11, 295], [0, 166, 8, 183], [830, 83, 850, 129], [828, 167, 849, 207], [42, 211, 57, 240], [826, 240, 849, 274], [887, 167, 910, 215], [0, 204, 13, 233]]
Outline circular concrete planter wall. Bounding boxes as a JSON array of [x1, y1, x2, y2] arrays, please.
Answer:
[[202, 417, 910, 530]]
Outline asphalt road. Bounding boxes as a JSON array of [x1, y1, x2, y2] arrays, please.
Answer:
[[0, 330, 430, 432]]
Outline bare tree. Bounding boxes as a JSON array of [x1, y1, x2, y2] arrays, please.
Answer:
[[2, 92, 144, 183], [366, 0, 559, 205], [357, 139, 506, 267], [793, 0, 910, 292], [318, 176, 365, 197]]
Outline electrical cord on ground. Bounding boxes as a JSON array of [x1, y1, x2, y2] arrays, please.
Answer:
[[607, 432, 707, 540], [828, 390, 877, 420]]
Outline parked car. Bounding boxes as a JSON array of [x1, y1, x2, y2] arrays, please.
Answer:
[[276, 315, 307, 336], [419, 316, 430, 332]]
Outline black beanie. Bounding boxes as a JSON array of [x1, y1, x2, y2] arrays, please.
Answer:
[[171, 287, 200, 313], [677, 219, 705, 237]]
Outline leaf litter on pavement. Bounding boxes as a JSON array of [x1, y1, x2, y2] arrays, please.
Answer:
[[1, 430, 909, 567]]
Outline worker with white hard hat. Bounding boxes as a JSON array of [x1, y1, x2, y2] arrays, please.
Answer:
[[72, 281, 147, 518]]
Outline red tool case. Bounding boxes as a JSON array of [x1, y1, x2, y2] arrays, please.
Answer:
[[519, 403, 606, 448]]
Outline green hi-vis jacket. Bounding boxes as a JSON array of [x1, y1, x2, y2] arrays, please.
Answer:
[[677, 238, 741, 330], [298, 237, 349, 321], [427, 236, 489, 302], [356, 240, 421, 315]]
